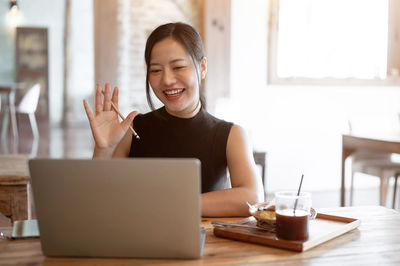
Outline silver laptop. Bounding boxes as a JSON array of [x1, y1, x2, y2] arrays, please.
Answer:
[[29, 158, 205, 259]]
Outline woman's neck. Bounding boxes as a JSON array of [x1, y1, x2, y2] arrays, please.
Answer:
[[165, 100, 202, 119]]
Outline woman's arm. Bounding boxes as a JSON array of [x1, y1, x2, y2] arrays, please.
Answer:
[[112, 130, 133, 157], [201, 125, 264, 217]]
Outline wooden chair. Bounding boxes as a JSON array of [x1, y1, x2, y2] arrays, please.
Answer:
[[347, 119, 400, 208], [392, 172, 400, 209], [253, 151, 267, 188], [350, 151, 400, 207]]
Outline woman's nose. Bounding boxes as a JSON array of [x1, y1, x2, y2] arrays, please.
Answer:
[[162, 69, 176, 86]]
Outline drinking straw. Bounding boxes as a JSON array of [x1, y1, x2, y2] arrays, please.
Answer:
[[293, 174, 304, 216]]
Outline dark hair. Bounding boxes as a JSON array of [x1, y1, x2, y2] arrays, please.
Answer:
[[144, 22, 206, 110]]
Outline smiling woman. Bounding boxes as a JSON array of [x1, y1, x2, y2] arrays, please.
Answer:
[[83, 22, 264, 217]]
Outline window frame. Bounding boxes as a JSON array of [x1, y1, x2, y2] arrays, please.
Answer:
[[267, 0, 400, 86]]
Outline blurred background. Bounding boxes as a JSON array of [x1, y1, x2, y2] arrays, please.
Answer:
[[1, 0, 399, 209]]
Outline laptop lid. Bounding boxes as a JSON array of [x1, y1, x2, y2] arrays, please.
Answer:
[[29, 158, 203, 259]]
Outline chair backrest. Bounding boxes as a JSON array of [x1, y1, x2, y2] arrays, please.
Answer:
[[253, 151, 266, 186], [17, 84, 40, 114]]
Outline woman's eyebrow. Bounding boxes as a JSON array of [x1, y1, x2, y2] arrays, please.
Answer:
[[170, 58, 186, 64], [150, 58, 186, 66]]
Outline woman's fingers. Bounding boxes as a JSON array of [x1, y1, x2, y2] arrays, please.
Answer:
[[103, 83, 112, 111], [111, 86, 119, 109], [83, 99, 95, 122], [93, 82, 120, 117], [95, 85, 103, 114]]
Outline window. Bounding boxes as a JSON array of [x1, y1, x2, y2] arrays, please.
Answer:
[[268, 0, 400, 85]]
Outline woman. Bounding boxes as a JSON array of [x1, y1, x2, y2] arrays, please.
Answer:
[[83, 22, 264, 217]]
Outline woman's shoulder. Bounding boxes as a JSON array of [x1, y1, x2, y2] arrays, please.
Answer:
[[228, 124, 246, 138], [226, 124, 252, 152], [133, 108, 165, 131]]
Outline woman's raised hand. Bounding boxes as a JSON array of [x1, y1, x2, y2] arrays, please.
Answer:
[[83, 83, 138, 156]]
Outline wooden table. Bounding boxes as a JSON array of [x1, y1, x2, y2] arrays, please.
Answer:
[[341, 134, 400, 206], [0, 154, 30, 223], [0, 206, 399, 265]]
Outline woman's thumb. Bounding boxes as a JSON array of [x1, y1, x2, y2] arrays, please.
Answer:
[[121, 111, 139, 131]]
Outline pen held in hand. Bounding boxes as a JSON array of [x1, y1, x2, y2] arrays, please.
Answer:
[[102, 91, 140, 140]]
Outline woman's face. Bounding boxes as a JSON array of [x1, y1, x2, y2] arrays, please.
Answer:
[[148, 37, 206, 118]]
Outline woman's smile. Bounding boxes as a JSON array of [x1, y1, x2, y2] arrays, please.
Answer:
[[163, 88, 186, 100]]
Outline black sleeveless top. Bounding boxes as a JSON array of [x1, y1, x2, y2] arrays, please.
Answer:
[[129, 107, 233, 193]]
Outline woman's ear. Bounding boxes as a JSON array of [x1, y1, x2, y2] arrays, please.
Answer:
[[200, 57, 207, 80]]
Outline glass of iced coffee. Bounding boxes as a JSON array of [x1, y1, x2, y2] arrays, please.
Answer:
[[275, 191, 312, 241]]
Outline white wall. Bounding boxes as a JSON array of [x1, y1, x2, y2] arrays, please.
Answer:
[[16, 0, 65, 124], [67, 0, 94, 123], [220, 0, 400, 195], [0, 3, 17, 81]]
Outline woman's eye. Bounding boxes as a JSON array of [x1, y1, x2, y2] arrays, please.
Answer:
[[150, 69, 161, 73], [173, 66, 185, 71]]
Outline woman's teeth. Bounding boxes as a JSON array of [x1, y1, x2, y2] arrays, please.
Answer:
[[164, 89, 184, 96]]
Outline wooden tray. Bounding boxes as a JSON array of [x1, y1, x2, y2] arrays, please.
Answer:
[[213, 213, 361, 252]]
